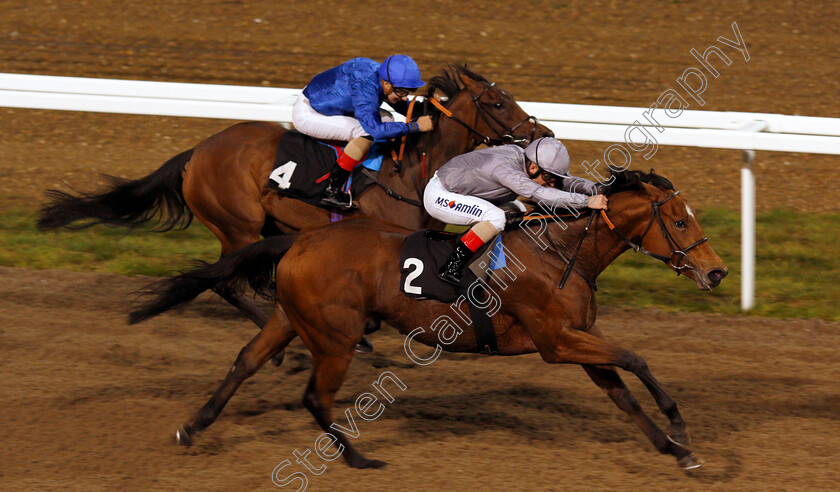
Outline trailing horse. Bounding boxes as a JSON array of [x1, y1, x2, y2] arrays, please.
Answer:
[[39, 65, 551, 329], [131, 169, 728, 471]]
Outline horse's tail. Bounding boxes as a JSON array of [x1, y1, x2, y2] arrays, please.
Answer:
[[128, 234, 298, 325], [37, 149, 195, 232]]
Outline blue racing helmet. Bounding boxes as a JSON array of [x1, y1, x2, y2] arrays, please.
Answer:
[[378, 55, 425, 89]]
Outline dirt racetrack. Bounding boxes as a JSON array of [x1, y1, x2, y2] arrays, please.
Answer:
[[2, 266, 839, 491], [1, 1, 839, 491]]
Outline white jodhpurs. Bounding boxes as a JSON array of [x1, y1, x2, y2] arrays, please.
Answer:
[[423, 174, 507, 232], [292, 93, 394, 141]]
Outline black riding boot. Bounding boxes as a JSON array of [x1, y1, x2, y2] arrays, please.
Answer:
[[438, 241, 475, 286], [320, 166, 352, 209]]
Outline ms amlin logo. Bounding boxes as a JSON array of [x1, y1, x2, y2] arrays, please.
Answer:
[[434, 196, 483, 217]]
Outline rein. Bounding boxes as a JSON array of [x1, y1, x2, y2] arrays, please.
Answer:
[[522, 190, 709, 290], [520, 210, 599, 291], [359, 167, 422, 207]]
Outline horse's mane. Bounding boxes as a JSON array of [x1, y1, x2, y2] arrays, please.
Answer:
[[601, 169, 674, 196], [426, 64, 489, 100]]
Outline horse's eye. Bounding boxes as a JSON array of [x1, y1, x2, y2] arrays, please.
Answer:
[[675, 220, 687, 229], [494, 102, 503, 109]]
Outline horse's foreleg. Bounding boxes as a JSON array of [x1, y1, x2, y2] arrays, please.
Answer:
[[530, 324, 701, 470], [176, 307, 296, 446], [632, 362, 691, 446], [585, 326, 691, 446], [581, 364, 702, 470], [302, 352, 386, 469]]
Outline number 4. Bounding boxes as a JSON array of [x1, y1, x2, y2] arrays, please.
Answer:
[[270, 161, 298, 189]]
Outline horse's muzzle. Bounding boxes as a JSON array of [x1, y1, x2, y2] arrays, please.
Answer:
[[696, 267, 728, 291]]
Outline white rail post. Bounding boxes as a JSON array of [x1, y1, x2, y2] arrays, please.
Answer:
[[738, 120, 767, 311], [741, 149, 756, 311]]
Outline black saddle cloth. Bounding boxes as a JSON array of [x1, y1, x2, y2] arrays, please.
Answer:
[[266, 130, 375, 209], [399, 230, 501, 355], [399, 230, 494, 303]]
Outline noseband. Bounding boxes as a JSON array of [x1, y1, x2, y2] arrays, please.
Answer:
[[601, 191, 709, 273]]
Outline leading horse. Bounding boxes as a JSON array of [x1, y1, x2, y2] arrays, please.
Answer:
[[38, 65, 551, 328], [130, 169, 728, 471]]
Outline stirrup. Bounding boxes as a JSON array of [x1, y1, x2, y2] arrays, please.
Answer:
[[437, 270, 463, 286], [320, 186, 354, 210], [320, 195, 354, 210]]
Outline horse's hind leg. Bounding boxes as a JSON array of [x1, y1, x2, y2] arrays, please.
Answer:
[[183, 154, 271, 319], [212, 284, 270, 326], [302, 350, 386, 469], [176, 307, 296, 446]]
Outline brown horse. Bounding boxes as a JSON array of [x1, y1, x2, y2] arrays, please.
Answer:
[[130, 169, 728, 471], [38, 65, 550, 329]]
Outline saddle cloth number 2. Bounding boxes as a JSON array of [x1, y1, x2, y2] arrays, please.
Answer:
[[269, 161, 298, 190], [403, 258, 424, 295]]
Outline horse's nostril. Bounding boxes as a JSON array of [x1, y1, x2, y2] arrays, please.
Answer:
[[708, 269, 728, 282]]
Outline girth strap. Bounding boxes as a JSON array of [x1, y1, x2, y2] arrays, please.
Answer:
[[465, 283, 499, 355]]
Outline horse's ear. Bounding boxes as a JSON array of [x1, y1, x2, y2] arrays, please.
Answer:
[[458, 66, 479, 90], [458, 73, 473, 88]]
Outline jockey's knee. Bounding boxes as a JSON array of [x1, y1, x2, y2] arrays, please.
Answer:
[[344, 136, 374, 160], [481, 208, 507, 233], [470, 220, 501, 242]]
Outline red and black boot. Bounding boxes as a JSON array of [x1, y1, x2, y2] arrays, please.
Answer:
[[320, 164, 352, 209], [438, 229, 485, 285]]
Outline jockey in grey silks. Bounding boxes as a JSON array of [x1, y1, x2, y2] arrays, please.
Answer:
[[423, 137, 609, 285]]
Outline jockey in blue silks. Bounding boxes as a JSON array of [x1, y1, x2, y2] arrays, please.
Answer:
[[292, 55, 435, 209]]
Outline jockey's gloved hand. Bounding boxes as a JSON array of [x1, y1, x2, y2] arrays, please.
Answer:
[[504, 209, 525, 230]]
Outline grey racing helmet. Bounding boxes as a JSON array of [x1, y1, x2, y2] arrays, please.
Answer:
[[524, 137, 571, 178]]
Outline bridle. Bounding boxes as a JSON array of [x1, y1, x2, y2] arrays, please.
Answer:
[[524, 189, 709, 291], [600, 191, 708, 273], [379, 81, 542, 209], [428, 81, 539, 146]]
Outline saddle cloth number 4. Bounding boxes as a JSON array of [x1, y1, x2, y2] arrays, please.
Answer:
[[270, 160, 298, 190]]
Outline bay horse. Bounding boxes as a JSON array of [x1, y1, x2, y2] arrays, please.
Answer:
[[37, 65, 551, 329], [130, 169, 728, 471]]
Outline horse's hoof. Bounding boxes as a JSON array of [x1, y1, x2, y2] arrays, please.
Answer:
[[175, 424, 193, 446], [271, 350, 286, 367], [668, 430, 692, 447], [355, 337, 374, 354], [354, 459, 387, 469], [678, 453, 704, 471]]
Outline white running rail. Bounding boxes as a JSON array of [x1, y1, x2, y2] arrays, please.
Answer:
[[3, 73, 839, 310]]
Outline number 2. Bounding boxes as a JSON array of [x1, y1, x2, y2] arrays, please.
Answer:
[[403, 258, 424, 295]]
